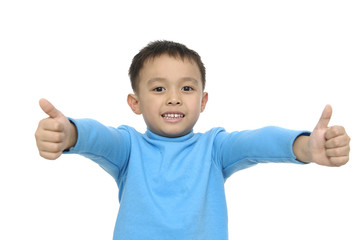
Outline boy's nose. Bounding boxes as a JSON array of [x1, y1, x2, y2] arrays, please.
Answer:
[[167, 92, 182, 105], [167, 98, 181, 105]]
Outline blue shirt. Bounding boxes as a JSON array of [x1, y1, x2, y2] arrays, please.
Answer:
[[66, 118, 308, 240]]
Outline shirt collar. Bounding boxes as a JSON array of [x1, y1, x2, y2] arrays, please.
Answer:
[[145, 129, 194, 142]]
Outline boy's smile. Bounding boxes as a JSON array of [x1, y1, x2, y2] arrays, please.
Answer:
[[127, 54, 208, 138], [161, 112, 185, 123]]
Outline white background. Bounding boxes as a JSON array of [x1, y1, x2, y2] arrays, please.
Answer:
[[1, 0, 360, 239]]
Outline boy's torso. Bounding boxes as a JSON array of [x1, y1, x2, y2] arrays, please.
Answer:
[[113, 127, 229, 240]]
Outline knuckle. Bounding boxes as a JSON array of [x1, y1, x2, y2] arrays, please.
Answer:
[[49, 142, 62, 152], [35, 124, 45, 137], [327, 147, 344, 157], [334, 148, 342, 156], [346, 145, 351, 154], [332, 138, 340, 147], [330, 126, 340, 135], [325, 139, 334, 148], [55, 144, 63, 152], [53, 121, 63, 131], [34, 130, 40, 139], [53, 132, 64, 142], [38, 119, 46, 127], [337, 125, 345, 132], [60, 132, 66, 141], [55, 135, 62, 143], [38, 118, 50, 129], [326, 148, 333, 156]]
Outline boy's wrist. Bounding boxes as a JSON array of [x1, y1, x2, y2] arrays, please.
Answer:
[[293, 135, 312, 163], [65, 121, 78, 151]]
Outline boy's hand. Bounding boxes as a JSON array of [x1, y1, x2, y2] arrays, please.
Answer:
[[35, 99, 77, 160], [295, 105, 351, 166]]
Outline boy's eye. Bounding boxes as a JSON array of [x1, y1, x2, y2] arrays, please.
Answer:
[[153, 87, 165, 92], [182, 86, 193, 91]]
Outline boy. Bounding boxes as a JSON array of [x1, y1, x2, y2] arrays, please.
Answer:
[[35, 40, 350, 239]]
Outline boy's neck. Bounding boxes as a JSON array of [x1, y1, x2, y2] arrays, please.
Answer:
[[145, 129, 194, 142]]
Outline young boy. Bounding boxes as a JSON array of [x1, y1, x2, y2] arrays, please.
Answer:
[[35, 40, 350, 240]]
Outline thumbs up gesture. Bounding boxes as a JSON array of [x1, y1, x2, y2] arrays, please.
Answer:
[[295, 105, 351, 166], [35, 99, 77, 160]]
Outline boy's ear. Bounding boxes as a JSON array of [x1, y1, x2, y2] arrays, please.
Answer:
[[127, 94, 142, 115], [201, 92, 208, 112]]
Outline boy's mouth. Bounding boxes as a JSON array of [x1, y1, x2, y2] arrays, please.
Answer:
[[161, 112, 185, 120]]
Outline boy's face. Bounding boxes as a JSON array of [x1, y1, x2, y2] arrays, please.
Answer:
[[128, 54, 208, 138]]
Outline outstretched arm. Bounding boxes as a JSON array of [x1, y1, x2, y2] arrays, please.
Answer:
[[35, 98, 131, 180], [293, 105, 351, 166]]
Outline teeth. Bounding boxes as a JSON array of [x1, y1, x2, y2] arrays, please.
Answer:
[[162, 113, 184, 119]]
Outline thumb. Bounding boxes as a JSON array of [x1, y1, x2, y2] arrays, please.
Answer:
[[39, 98, 64, 119], [315, 104, 332, 130]]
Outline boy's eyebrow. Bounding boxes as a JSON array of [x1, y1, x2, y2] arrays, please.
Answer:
[[146, 77, 200, 85], [146, 77, 167, 86], [181, 77, 200, 85]]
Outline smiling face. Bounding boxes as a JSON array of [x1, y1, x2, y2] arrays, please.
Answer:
[[127, 54, 208, 138]]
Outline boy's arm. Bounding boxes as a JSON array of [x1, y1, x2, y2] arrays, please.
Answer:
[[293, 105, 350, 167], [35, 98, 131, 179], [35, 98, 78, 160]]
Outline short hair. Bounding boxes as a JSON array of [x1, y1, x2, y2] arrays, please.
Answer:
[[128, 40, 206, 93]]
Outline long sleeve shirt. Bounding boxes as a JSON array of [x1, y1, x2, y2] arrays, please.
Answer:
[[66, 118, 308, 240]]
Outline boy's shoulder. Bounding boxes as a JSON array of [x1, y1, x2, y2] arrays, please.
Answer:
[[195, 127, 227, 138]]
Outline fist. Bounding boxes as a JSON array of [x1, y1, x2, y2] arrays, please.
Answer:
[[35, 99, 77, 160], [309, 105, 351, 167]]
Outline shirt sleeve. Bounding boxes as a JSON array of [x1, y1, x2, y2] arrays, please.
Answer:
[[64, 118, 131, 181], [213, 126, 310, 179]]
